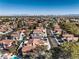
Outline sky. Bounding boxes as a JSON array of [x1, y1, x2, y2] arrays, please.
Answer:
[[0, 0, 79, 15]]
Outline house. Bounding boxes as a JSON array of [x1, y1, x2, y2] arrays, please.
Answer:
[[73, 37, 79, 41], [0, 25, 8, 32], [11, 31, 19, 40], [30, 39, 46, 47], [32, 27, 47, 39], [0, 40, 16, 49], [62, 34, 78, 41], [54, 23, 62, 35], [22, 39, 48, 53], [22, 45, 34, 53]]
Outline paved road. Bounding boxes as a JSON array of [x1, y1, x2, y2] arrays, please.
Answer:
[[46, 28, 58, 47]]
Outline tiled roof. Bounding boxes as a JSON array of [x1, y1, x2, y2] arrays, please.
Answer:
[[0, 40, 15, 45], [33, 27, 44, 33], [22, 39, 45, 52], [63, 34, 74, 37], [28, 39, 44, 45], [22, 45, 34, 53]]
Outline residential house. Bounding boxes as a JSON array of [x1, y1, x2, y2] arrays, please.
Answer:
[[22, 38, 48, 53], [62, 33, 78, 41], [54, 23, 62, 35]]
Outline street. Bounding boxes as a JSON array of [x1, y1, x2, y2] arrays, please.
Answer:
[[46, 28, 58, 47]]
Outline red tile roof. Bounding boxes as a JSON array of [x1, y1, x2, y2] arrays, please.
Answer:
[[22, 45, 34, 53], [0, 40, 15, 45], [22, 39, 45, 53]]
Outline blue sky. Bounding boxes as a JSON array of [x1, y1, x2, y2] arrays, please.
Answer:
[[0, 0, 79, 15]]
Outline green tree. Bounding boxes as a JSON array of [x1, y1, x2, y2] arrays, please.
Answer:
[[50, 47, 62, 59], [59, 21, 79, 35], [61, 42, 79, 59]]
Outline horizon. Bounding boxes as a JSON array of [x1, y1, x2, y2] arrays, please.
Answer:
[[0, 0, 79, 15], [1, 13, 79, 16]]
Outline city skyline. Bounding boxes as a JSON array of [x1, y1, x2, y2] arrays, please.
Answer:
[[0, 0, 79, 15]]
